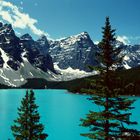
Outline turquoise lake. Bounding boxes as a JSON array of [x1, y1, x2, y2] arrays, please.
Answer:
[[0, 89, 140, 140]]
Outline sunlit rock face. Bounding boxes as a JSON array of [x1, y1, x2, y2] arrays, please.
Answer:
[[48, 32, 99, 72]]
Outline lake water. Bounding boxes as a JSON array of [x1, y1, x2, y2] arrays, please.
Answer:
[[0, 89, 140, 140]]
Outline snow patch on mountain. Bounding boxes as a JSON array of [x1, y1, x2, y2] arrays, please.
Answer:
[[0, 48, 9, 68], [123, 62, 131, 69], [53, 63, 97, 81], [121, 45, 140, 69], [0, 51, 56, 87], [124, 55, 130, 61]]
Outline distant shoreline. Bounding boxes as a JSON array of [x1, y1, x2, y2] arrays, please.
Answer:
[[1, 65, 140, 96]]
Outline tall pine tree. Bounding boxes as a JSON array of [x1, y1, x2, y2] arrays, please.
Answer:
[[11, 90, 48, 140], [80, 17, 140, 140]]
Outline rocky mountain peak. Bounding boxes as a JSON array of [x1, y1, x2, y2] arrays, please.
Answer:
[[48, 32, 98, 71], [73, 31, 90, 39], [20, 33, 33, 41], [0, 22, 3, 28], [0, 23, 17, 42], [0, 23, 14, 34], [57, 31, 93, 47], [36, 35, 50, 54], [37, 35, 49, 47], [0, 22, 56, 87]]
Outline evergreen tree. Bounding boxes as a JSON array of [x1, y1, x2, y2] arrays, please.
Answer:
[[80, 17, 140, 140], [11, 90, 48, 140]]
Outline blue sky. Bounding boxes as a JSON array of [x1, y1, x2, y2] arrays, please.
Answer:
[[0, 0, 140, 44]]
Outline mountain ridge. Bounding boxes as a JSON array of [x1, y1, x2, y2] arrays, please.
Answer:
[[0, 22, 140, 87]]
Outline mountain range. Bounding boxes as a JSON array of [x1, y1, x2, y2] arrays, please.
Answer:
[[0, 22, 139, 87]]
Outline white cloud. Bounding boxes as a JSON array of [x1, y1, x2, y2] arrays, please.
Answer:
[[117, 36, 130, 45], [0, 11, 13, 23], [0, 1, 49, 37], [117, 35, 140, 45]]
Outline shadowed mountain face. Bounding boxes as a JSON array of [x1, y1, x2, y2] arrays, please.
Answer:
[[0, 23, 55, 72], [20, 34, 55, 73], [0, 23, 22, 70], [0, 22, 56, 87], [0, 22, 140, 87]]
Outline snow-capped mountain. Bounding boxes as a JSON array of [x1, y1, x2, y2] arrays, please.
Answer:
[[48, 32, 99, 71], [38, 32, 140, 71], [122, 44, 140, 69], [0, 22, 56, 87], [0, 21, 140, 87]]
